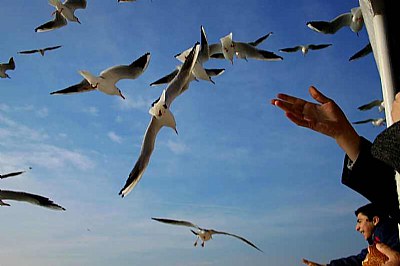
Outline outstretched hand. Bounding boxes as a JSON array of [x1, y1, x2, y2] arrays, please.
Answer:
[[271, 86, 361, 161], [302, 258, 326, 266]]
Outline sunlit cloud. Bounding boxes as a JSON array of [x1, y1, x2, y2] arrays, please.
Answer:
[[108, 131, 123, 144], [166, 139, 188, 155]]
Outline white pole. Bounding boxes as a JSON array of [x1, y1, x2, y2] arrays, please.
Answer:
[[359, 0, 400, 237]]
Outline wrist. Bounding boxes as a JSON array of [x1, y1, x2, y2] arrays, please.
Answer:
[[335, 128, 361, 161]]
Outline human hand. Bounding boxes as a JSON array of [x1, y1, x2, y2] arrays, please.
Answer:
[[376, 243, 400, 266], [271, 86, 361, 161], [391, 92, 400, 124], [302, 258, 326, 266]]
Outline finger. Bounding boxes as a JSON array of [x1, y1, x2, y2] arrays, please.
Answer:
[[273, 99, 296, 113], [276, 93, 305, 105], [309, 86, 331, 104], [286, 112, 310, 128]]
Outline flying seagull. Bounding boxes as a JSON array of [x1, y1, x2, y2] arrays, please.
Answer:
[[50, 53, 150, 99], [307, 7, 364, 35], [352, 118, 386, 127], [213, 32, 282, 64], [35, 10, 67, 32], [0, 57, 15, 79], [18, 45, 62, 56], [151, 217, 263, 252], [49, 0, 87, 24], [349, 43, 372, 61], [357, 99, 384, 112], [118, 43, 199, 198], [0, 189, 65, 210], [279, 44, 332, 56], [175, 26, 217, 84]]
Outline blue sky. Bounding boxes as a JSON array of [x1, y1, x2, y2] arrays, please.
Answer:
[[0, 0, 387, 265]]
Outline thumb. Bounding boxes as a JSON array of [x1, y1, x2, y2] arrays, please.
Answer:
[[309, 86, 331, 104]]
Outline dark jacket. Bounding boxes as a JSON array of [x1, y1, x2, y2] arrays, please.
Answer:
[[328, 218, 400, 265]]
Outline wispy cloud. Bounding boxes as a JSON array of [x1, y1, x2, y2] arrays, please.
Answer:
[[108, 131, 123, 144], [117, 95, 150, 111], [83, 106, 99, 116], [166, 139, 188, 154]]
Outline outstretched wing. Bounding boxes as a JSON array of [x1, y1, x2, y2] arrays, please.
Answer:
[[0, 190, 65, 210], [0, 171, 25, 179], [50, 79, 94, 95], [210, 229, 263, 252], [152, 217, 200, 229]]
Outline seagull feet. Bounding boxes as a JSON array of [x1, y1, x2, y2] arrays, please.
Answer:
[[194, 241, 198, 247], [201, 242, 205, 247]]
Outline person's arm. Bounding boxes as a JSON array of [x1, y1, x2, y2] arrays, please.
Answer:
[[271, 86, 361, 161]]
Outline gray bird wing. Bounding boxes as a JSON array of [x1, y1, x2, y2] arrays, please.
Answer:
[[151, 217, 200, 229], [0, 57, 15, 70], [0, 190, 65, 210], [352, 118, 375, 124], [44, 45, 63, 51], [210, 229, 263, 252], [279, 46, 302, 53], [308, 44, 332, 50], [35, 11, 67, 32], [50, 79, 94, 95], [150, 69, 179, 86], [349, 43, 372, 61], [18, 49, 40, 55], [0, 171, 25, 179], [248, 32, 273, 46], [64, 0, 87, 11], [165, 43, 199, 107], [357, 99, 383, 110], [119, 116, 164, 197], [235, 42, 283, 60], [100, 53, 150, 84], [306, 12, 352, 34]]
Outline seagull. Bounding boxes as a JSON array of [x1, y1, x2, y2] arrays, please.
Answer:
[[150, 67, 225, 87], [307, 7, 364, 35], [349, 43, 372, 61], [357, 99, 384, 112], [0, 189, 65, 210], [50, 53, 150, 99], [279, 44, 332, 56], [0, 57, 15, 79], [151, 217, 263, 252], [118, 43, 199, 198], [213, 32, 282, 64], [18, 45, 62, 56], [353, 118, 386, 127], [49, 0, 87, 24], [175, 26, 215, 84], [35, 10, 67, 32], [209, 32, 273, 59]]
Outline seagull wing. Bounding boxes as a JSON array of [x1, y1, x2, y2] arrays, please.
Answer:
[[151, 217, 200, 229], [352, 118, 375, 124], [248, 32, 273, 46], [308, 44, 332, 50], [357, 99, 383, 110], [210, 229, 263, 252], [235, 42, 282, 60], [119, 116, 164, 197], [150, 69, 179, 86], [0, 190, 65, 210], [0, 171, 25, 179], [0, 57, 15, 70], [165, 43, 199, 107], [279, 46, 302, 53], [43, 45, 63, 51], [18, 49, 40, 55], [100, 53, 150, 84], [35, 11, 67, 32], [64, 0, 87, 11], [307, 12, 352, 34], [349, 43, 372, 61], [50, 79, 94, 95]]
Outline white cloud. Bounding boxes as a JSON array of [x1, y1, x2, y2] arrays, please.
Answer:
[[166, 139, 188, 154], [36, 107, 49, 118], [117, 95, 150, 111], [108, 131, 123, 144], [83, 106, 99, 116]]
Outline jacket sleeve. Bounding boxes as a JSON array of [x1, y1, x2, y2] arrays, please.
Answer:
[[372, 121, 400, 173], [341, 137, 399, 222], [328, 248, 367, 265]]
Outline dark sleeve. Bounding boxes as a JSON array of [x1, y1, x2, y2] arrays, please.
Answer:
[[328, 248, 367, 266], [372, 121, 400, 173], [341, 137, 399, 221]]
